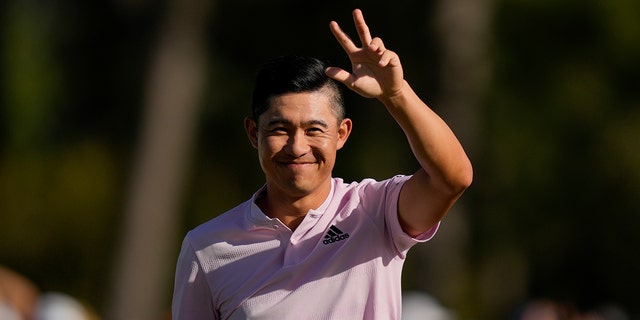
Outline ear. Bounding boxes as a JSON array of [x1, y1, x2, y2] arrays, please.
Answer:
[[336, 118, 352, 150], [244, 116, 259, 149]]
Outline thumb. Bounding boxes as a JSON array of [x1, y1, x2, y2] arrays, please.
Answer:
[[325, 67, 353, 85]]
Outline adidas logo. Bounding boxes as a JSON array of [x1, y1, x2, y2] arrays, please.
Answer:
[[322, 225, 350, 245]]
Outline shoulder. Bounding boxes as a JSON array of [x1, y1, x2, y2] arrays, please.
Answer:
[[186, 199, 252, 246], [333, 175, 411, 196], [328, 175, 411, 216]]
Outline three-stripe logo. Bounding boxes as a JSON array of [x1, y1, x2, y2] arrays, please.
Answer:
[[323, 225, 350, 245]]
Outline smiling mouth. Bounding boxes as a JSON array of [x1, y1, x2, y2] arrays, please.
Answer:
[[283, 162, 314, 167], [278, 160, 316, 169]]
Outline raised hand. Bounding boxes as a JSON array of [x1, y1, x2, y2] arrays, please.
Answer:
[[325, 9, 405, 100]]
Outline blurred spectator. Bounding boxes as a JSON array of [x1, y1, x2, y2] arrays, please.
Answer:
[[35, 293, 91, 320], [402, 291, 455, 320], [515, 299, 629, 320], [0, 266, 40, 320], [0, 266, 96, 320]]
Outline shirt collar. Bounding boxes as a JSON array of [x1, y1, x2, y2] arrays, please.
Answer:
[[246, 179, 335, 226]]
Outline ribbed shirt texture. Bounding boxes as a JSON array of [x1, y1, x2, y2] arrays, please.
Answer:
[[172, 176, 439, 320]]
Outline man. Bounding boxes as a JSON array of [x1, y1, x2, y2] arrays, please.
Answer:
[[172, 9, 472, 319]]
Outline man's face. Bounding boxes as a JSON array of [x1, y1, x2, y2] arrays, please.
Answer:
[[245, 90, 352, 200]]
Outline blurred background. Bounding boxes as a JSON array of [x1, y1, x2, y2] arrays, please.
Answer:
[[1, 0, 639, 319]]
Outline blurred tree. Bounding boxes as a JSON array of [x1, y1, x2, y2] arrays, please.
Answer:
[[105, 0, 213, 319], [410, 0, 497, 318]]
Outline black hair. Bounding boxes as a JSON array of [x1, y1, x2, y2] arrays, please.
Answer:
[[251, 55, 345, 122]]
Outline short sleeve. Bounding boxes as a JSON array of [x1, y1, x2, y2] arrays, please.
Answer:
[[172, 235, 217, 320], [383, 175, 440, 256]]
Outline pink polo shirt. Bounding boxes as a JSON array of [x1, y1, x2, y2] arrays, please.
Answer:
[[172, 176, 439, 320]]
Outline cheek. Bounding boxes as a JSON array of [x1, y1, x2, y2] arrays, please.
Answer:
[[259, 136, 285, 155], [314, 139, 338, 158]]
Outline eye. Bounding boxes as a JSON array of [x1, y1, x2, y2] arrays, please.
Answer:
[[306, 127, 325, 135], [267, 127, 288, 135]]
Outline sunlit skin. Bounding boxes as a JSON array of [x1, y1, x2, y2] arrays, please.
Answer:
[[244, 90, 352, 229], [326, 9, 472, 237], [245, 8, 472, 234]]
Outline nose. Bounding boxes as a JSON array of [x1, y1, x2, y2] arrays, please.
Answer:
[[285, 130, 310, 157]]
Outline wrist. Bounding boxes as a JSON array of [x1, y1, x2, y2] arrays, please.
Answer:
[[379, 80, 412, 108]]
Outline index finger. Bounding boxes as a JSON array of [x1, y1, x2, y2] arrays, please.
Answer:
[[353, 9, 373, 46], [329, 20, 358, 53]]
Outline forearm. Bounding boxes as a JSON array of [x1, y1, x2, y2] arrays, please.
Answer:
[[379, 81, 473, 194]]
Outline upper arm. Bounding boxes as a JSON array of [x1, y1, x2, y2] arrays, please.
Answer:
[[398, 169, 469, 238]]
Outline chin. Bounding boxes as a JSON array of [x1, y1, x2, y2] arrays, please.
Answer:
[[282, 180, 320, 197], [285, 183, 313, 195]]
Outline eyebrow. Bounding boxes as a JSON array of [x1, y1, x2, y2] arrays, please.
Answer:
[[266, 118, 329, 128]]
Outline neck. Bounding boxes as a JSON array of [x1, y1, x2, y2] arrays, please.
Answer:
[[257, 180, 331, 230]]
